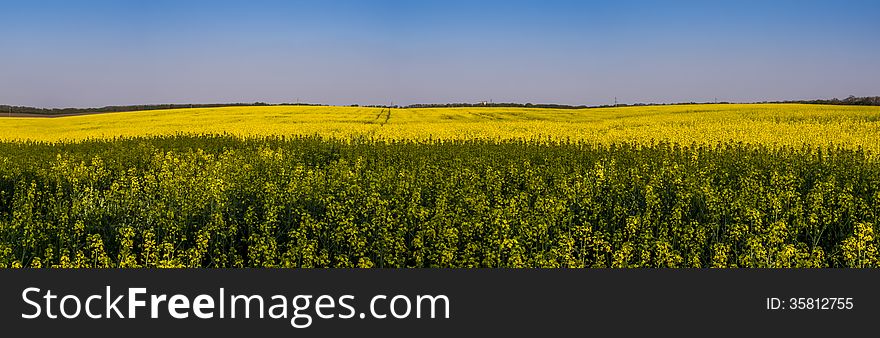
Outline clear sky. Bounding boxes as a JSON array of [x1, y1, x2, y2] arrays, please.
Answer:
[[1, 0, 878, 107]]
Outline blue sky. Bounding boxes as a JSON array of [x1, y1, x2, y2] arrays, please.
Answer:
[[1, 0, 878, 107]]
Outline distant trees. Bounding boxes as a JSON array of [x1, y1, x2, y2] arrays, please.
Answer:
[[1, 96, 878, 116], [768, 96, 880, 106], [834, 96, 880, 106], [0, 102, 325, 116]]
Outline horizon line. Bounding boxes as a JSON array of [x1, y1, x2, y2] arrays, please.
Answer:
[[2, 96, 877, 111]]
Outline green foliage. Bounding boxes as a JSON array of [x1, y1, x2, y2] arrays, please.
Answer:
[[0, 136, 878, 268]]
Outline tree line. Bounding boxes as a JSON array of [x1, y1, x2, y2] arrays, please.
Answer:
[[763, 96, 880, 106], [2, 96, 877, 116], [0, 102, 324, 116]]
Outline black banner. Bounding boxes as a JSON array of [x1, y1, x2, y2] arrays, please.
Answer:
[[0, 269, 875, 336]]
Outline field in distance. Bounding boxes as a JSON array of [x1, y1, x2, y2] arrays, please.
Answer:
[[2, 103, 880, 151]]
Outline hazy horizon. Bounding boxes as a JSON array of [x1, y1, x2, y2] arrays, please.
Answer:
[[2, 0, 878, 108]]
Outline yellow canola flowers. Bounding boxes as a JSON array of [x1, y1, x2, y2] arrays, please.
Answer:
[[1, 104, 879, 152]]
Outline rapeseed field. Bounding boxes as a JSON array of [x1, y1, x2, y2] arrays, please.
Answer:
[[1, 104, 878, 268]]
